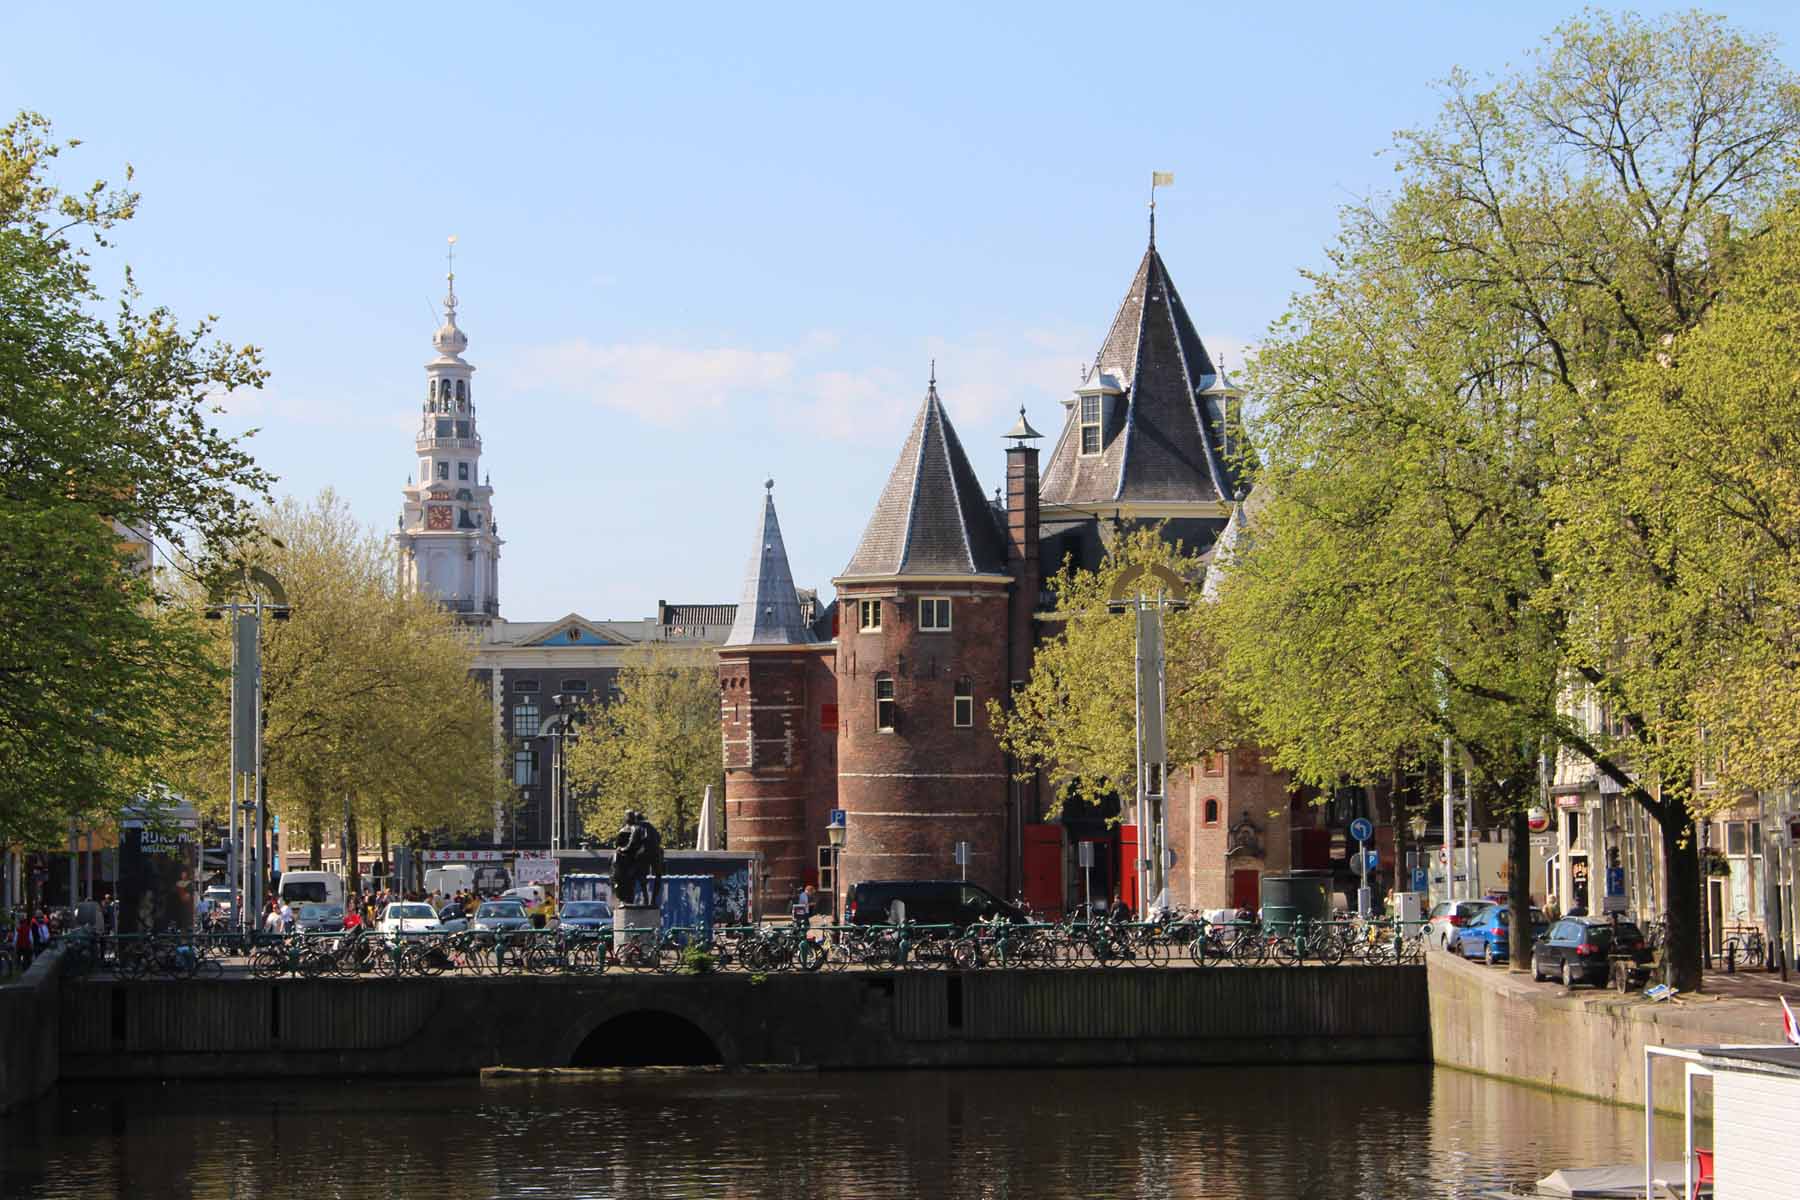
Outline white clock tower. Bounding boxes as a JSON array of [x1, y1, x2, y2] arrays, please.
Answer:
[[396, 241, 501, 624]]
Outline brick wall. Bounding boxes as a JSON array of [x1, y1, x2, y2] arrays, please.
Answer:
[[835, 583, 1011, 896]]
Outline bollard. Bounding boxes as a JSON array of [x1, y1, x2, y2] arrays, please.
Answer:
[[1725, 942, 1736, 974]]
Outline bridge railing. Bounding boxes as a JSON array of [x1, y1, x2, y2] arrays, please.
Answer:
[[57, 918, 1432, 980]]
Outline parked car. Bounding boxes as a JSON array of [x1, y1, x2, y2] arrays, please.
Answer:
[[295, 903, 345, 934], [557, 900, 611, 932], [844, 880, 1030, 928], [1425, 899, 1497, 951], [376, 903, 442, 936], [1531, 916, 1652, 988], [1457, 904, 1548, 965], [470, 900, 533, 934]]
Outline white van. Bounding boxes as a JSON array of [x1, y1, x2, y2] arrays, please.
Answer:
[[500, 885, 547, 910], [424, 864, 476, 898], [279, 870, 345, 909]]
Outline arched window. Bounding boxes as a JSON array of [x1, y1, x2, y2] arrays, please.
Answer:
[[875, 674, 895, 732], [953, 678, 973, 728], [456, 379, 466, 401], [1204, 799, 1220, 826]]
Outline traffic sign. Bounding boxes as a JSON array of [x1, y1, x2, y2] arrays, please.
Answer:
[[1348, 817, 1374, 844], [828, 808, 846, 827], [1364, 850, 1380, 872]]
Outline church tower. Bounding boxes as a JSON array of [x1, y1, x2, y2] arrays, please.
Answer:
[[396, 242, 501, 624]]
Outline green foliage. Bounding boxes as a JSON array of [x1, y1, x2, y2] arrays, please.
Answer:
[[159, 492, 501, 855], [565, 647, 722, 847], [1217, 11, 1800, 989], [678, 941, 715, 975], [991, 527, 1232, 817], [0, 112, 269, 846]]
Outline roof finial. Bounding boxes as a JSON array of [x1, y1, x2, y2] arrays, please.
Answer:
[[1149, 171, 1173, 248], [444, 234, 459, 318], [929, 358, 936, 389], [764, 477, 775, 493]]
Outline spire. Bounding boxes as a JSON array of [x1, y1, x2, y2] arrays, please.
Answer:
[[432, 235, 469, 360], [1039, 240, 1244, 507], [724, 481, 816, 647], [839, 376, 1009, 579]]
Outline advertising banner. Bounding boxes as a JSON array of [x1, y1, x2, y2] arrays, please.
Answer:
[[118, 812, 199, 934]]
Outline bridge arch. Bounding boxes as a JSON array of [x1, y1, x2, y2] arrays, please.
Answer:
[[553, 999, 739, 1068]]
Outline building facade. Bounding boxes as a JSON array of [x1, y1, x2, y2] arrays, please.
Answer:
[[717, 235, 1358, 916]]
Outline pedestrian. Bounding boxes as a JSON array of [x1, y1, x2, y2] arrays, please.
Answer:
[[32, 909, 51, 954], [262, 901, 283, 935], [279, 899, 295, 933], [13, 912, 33, 969], [793, 883, 814, 929]]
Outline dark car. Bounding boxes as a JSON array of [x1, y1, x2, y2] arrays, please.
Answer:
[[1457, 905, 1548, 965], [844, 880, 1028, 928], [557, 900, 611, 931], [1531, 916, 1651, 988]]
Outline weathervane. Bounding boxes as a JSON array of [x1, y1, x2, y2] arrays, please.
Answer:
[[1149, 171, 1173, 244], [444, 234, 459, 317]]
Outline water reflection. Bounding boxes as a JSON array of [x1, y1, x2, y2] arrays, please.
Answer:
[[0, 1066, 1680, 1199]]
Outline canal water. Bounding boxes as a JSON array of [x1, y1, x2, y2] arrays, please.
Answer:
[[1, 1065, 1679, 1199]]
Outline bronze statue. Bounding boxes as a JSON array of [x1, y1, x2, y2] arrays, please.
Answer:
[[609, 810, 665, 906]]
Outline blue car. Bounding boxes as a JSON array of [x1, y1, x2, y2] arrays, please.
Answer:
[[1458, 904, 1548, 965]]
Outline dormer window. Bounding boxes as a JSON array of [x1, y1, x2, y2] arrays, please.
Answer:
[[1079, 394, 1102, 455]]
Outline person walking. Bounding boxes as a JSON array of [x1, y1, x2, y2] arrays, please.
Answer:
[[794, 884, 814, 930], [13, 912, 33, 969]]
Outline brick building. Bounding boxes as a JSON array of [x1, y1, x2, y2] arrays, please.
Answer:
[[714, 233, 1403, 916]]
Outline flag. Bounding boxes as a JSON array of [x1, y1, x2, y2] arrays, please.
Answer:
[[1783, 995, 1800, 1046], [1152, 171, 1174, 187]]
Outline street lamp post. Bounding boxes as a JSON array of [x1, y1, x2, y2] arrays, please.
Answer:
[[826, 812, 846, 925], [1107, 563, 1188, 915]]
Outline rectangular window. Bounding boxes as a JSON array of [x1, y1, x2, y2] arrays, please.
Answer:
[[919, 598, 952, 631], [511, 702, 540, 738], [1079, 395, 1102, 455], [859, 599, 882, 632], [559, 679, 590, 693], [512, 748, 538, 787], [876, 677, 896, 732], [455, 420, 471, 439], [953, 694, 973, 728], [435, 419, 453, 438], [513, 680, 540, 693], [436, 461, 449, 480], [458, 462, 470, 481], [819, 703, 839, 732], [1203, 753, 1224, 778], [1726, 821, 1747, 857]]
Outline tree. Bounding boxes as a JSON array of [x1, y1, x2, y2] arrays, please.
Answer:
[[565, 647, 722, 849], [992, 527, 1233, 818], [161, 492, 501, 896], [1220, 12, 1800, 989], [0, 112, 269, 849]]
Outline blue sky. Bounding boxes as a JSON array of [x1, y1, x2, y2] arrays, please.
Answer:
[[9, 4, 1798, 620]]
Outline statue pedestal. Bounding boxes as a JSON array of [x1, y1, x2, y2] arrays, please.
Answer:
[[613, 903, 661, 950]]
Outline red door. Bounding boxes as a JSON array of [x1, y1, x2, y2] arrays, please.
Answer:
[[1118, 825, 1140, 914], [1232, 869, 1260, 910], [1021, 825, 1063, 917]]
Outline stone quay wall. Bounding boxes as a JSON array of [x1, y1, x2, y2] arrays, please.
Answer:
[[1426, 950, 1779, 1113], [0, 950, 61, 1113], [58, 965, 1428, 1082]]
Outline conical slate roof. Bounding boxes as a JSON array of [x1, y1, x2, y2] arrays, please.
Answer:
[[840, 381, 1009, 579], [724, 484, 816, 647], [1040, 244, 1244, 506]]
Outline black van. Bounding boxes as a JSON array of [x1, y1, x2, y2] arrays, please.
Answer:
[[844, 880, 1028, 928]]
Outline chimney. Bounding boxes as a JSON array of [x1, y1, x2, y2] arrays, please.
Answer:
[[1003, 409, 1043, 690]]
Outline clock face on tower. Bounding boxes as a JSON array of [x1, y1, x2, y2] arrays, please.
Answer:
[[426, 505, 452, 530]]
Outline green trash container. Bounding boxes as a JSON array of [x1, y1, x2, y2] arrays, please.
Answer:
[[1260, 871, 1331, 934]]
